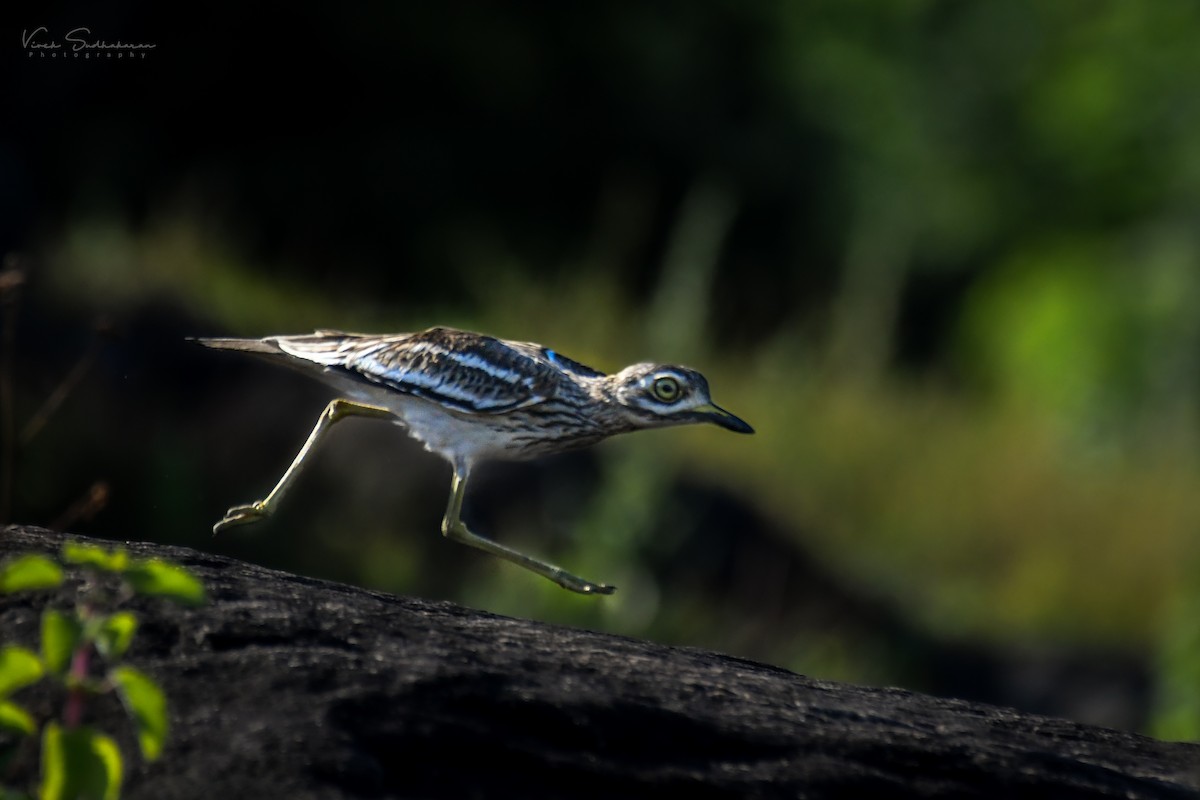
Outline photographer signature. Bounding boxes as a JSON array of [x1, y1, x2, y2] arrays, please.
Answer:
[[22, 27, 156, 56]]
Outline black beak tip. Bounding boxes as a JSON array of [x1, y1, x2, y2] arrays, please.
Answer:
[[709, 409, 755, 434], [725, 417, 755, 435]]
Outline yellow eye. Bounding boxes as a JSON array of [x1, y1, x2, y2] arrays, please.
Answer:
[[652, 376, 681, 402]]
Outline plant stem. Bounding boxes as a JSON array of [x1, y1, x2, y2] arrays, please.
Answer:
[[64, 641, 93, 729]]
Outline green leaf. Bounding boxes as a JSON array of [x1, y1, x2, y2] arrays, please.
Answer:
[[0, 646, 43, 696], [60, 543, 127, 573], [123, 560, 206, 606], [0, 788, 34, 800], [110, 666, 167, 761], [40, 611, 82, 676], [39, 723, 122, 800], [0, 699, 35, 735], [0, 555, 63, 594], [94, 613, 138, 661]]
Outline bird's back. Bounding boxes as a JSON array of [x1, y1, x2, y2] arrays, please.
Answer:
[[197, 327, 603, 416]]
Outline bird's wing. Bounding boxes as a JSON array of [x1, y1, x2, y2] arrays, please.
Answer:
[[275, 328, 570, 414], [505, 340, 608, 381]]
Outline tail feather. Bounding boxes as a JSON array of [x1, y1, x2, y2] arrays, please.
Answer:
[[189, 334, 361, 373], [188, 337, 283, 355]]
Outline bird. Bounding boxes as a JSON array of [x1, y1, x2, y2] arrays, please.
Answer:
[[194, 326, 753, 595]]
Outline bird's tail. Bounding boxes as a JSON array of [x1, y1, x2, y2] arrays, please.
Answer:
[[190, 334, 338, 383], [188, 337, 283, 355], [188, 334, 359, 376]]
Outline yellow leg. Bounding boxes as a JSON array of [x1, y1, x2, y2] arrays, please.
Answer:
[[441, 467, 615, 595], [213, 399, 395, 535]]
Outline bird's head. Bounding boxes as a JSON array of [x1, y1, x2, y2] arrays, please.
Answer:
[[609, 363, 754, 434]]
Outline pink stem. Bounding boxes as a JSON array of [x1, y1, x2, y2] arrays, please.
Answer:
[[64, 643, 91, 729]]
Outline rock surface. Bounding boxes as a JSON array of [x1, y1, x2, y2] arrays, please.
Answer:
[[1, 525, 1197, 799]]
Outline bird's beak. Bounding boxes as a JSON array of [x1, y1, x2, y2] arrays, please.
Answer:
[[692, 402, 755, 434]]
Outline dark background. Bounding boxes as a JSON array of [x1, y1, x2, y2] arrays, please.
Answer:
[[3, 2, 1200, 739]]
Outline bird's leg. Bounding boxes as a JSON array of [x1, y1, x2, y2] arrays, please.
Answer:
[[441, 466, 616, 595], [213, 399, 395, 535]]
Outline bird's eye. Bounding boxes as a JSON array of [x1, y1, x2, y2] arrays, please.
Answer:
[[652, 376, 682, 403]]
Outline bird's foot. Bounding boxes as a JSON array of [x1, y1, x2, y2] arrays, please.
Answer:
[[213, 501, 269, 535], [557, 573, 617, 595]]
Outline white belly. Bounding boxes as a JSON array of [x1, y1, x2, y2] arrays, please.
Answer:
[[390, 395, 520, 464], [328, 373, 519, 466]]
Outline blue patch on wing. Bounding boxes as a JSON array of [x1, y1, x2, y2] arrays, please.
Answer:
[[543, 348, 605, 379]]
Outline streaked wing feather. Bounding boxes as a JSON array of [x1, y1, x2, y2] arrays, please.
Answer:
[[272, 327, 600, 414], [282, 329, 549, 413]]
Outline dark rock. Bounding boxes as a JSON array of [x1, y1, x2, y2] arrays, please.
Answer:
[[1, 525, 1197, 799]]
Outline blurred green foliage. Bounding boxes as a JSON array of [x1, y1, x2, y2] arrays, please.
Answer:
[[6, 1, 1200, 739]]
